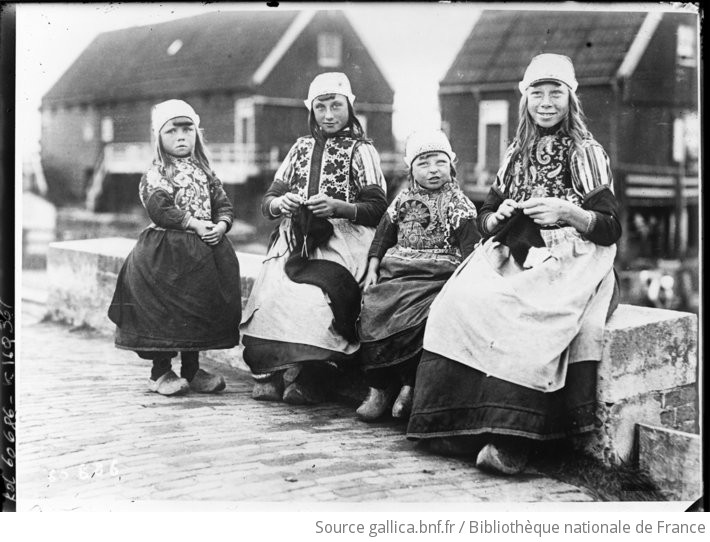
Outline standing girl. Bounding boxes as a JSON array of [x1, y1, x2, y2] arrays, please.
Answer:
[[407, 54, 621, 474], [356, 130, 479, 421], [240, 72, 388, 405], [109, 99, 242, 396]]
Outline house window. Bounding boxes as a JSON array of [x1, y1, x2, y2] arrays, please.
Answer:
[[676, 25, 696, 68], [485, 124, 502, 171], [235, 98, 255, 156], [673, 111, 699, 173], [101, 117, 114, 143], [239, 117, 250, 145], [318, 33, 342, 68], [167, 39, 183, 56], [477, 100, 509, 179]]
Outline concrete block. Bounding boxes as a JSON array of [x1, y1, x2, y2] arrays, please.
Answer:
[[598, 305, 697, 403], [46, 237, 263, 374], [661, 384, 696, 409], [47, 238, 135, 333], [637, 423, 702, 502], [574, 305, 699, 465]]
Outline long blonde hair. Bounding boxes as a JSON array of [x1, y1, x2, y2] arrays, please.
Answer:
[[512, 88, 591, 171], [153, 126, 214, 181]]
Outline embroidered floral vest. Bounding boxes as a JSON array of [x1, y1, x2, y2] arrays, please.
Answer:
[[140, 158, 213, 221], [506, 133, 582, 206], [387, 183, 477, 256], [290, 136, 359, 202]]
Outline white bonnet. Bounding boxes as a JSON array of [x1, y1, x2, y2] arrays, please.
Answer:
[[403, 129, 456, 168], [151, 99, 200, 135], [304, 72, 356, 110], [518, 53, 578, 93]]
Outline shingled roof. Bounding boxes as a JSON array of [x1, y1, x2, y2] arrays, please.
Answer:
[[42, 10, 300, 106], [442, 10, 648, 87]]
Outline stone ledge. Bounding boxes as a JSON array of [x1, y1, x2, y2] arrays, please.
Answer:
[[577, 305, 698, 464], [45, 238, 699, 467], [599, 305, 697, 403], [636, 423, 701, 502]]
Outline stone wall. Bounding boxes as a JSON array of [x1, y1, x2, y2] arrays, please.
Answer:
[[46, 238, 699, 469]]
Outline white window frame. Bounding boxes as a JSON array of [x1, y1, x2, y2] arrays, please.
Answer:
[[673, 111, 699, 165], [477, 100, 509, 171], [82, 121, 94, 142], [318, 33, 342, 68], [676, 24, 696, 68], [100, 116, 114, 143]]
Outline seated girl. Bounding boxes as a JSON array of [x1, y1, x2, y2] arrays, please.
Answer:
[[357, 130, 479, 421]]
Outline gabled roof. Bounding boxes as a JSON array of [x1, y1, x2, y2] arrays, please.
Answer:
[[442, 10, 649, 88], [42, 10, 301, 106]]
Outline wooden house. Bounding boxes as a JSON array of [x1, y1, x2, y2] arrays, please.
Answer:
[[439, 10, 699, 262], [40, 9, 395, 218]]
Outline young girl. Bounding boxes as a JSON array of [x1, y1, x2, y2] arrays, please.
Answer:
[[240, 72, 388, 405], [108, 99, 242, 396], [407, 54, 621, 474], [356, 130, 479, 421]]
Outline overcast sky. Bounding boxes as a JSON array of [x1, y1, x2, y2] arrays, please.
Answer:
[[15, 2, 685, 156]]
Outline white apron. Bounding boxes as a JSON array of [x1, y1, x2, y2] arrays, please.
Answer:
[[240, 217, 374, 354], [423, 227, 616, 392]]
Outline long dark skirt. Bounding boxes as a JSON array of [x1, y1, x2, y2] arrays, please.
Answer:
[[108, 228, 241, 351], [359, 252, 457, 372], [241, 335, 355, 375], [360, 321, 425, 370], [406, 350, 598, 441]]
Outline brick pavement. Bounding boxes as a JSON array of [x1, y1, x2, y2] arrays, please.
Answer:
[[17, 306, 596, 509]]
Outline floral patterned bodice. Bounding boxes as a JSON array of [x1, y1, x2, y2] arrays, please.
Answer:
[[386, 182, 478, 256], [140, 157, 214, 221], [290, 136, 360, 202], [503, 133, 582, 206]]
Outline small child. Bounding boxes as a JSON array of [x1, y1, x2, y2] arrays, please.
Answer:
[[108, 99, 242, 396], [356, 130, 480, 421]]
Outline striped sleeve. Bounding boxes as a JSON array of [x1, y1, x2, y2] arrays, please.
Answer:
[[570, 141, 614, 198], [274, 142, 299, 185], [491, 143, 517, 194], [352, 142, 387, 195]]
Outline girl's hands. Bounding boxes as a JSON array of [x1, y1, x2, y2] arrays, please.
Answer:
[[273, 193, 304, 217], [363, 258, 380, 291], [189, 218, 214, 238], [487, 198, 518, 231], [518, 197, 574, 227], [202, 221, 227, 245], [306, 193, 347, 218], [494, 199, 519, 222]]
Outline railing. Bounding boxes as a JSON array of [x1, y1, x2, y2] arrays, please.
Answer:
[[621, 169, 698, 204], [102, 142, 281, 184], [98, 142, 405, 183]]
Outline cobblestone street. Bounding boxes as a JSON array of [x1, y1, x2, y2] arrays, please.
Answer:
[[17, 295, 597, 510]]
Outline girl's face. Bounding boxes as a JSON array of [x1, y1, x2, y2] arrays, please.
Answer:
[[312, 94, 349, 135], [159, 116, 196, 157], [411, 151, 451, 190], [526, 82, 570, 128]]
